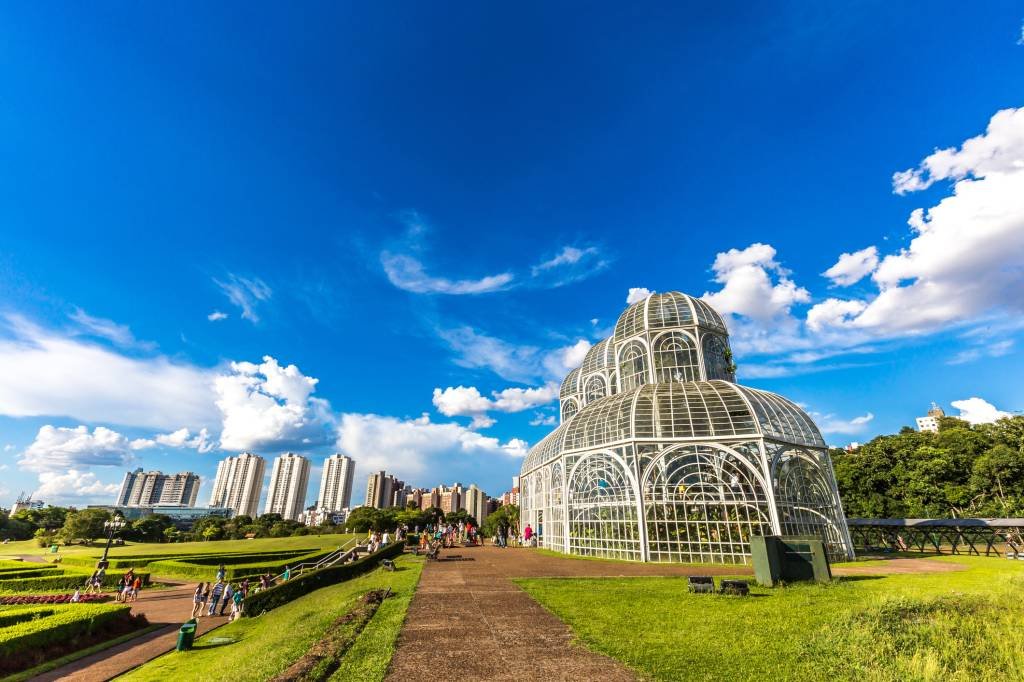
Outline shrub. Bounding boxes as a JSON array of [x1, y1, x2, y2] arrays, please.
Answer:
[[244, 542, 405, 615], [145, 549, 333, 581], [0, 603, 144, 674]]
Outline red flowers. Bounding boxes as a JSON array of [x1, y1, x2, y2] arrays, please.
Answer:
[[0, 594, 112, 605]]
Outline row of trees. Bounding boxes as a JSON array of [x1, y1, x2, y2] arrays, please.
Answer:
[[833, 415, 1024, 518]]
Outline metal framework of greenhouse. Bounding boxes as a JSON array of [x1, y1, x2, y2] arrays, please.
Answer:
[[520, 292, 856, 565], [846, 518, 1024, 557]]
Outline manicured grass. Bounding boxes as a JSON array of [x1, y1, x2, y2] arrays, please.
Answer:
[[517, 555, 1024, 681], [0, 533, 358, 561], [120, 554, 425, 682]]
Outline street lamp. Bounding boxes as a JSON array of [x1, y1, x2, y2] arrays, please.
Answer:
[[98, 516, 126, 568]]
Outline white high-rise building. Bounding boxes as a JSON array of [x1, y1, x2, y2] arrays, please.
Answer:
[[463, 484, 488, 524], [209, 453, 266, 518], [317, 454, 355, 512], [117, 469, 200, 507], [916, 403, 945, 433], [265, 453, 311, 520]]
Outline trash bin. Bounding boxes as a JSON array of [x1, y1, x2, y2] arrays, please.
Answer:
[[176, 619, 197, 652]]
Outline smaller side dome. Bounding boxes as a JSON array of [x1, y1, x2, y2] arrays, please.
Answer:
[[559, 367, 582, 401], [580, 338, 615, 376]]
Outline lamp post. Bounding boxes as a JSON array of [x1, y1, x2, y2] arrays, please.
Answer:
[[98, 516, 126, 569]]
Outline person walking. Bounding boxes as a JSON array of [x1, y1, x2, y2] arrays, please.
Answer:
[[230, 585, 244, 621], [130, 575, 142, 602], [216, 563, 226, 582], [191, 583, 206, 618], [382, 530, 390, 546], [220, 583, 233, 616], [282, 565, 291, 581], [208, 580, 225, 616]]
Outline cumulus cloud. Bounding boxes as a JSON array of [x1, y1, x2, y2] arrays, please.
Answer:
[[951, 397, 1011, 425], [214, 356, 335, 452], [34, 469, 120, 503], [822, 247, 879, 287], [336, 412, 529, 482], [382, 253, 515, 295], [432, 383, 558, 429], [439, 326, 590, 384], [626, 287, 653, 305], [817, 107, 1024, 336], [0, 315, 216, 431], [207, 311, 228, 322], [214, 274, 272, 322], [19, 425, 134, 473], [530, 412, 557, 426], [132, 428, 215, 453]]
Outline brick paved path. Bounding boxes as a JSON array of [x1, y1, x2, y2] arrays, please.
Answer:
[[31, 581, 230, 682]]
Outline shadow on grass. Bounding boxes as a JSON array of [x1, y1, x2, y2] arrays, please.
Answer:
[[834, 575, 886, 583]]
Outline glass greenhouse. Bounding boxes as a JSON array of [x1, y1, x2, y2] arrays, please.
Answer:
[[520, 291, 854, 563]]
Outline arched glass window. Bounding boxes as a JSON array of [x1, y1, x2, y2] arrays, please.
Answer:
[[561, 399, 579, 422], [702, 335, 734, 381], [618, 342, 648, 392], [584, 375, 607, 403], [653, 332, 698, 382]]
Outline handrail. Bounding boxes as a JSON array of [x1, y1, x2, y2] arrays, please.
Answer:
[[271, 537, 361, 583]]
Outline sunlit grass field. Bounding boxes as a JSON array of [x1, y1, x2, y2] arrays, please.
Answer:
[[121, 554, 424, 682], [0, 532, 357, 560], [517, 555, 1024, 681]]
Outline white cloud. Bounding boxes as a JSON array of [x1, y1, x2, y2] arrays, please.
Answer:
[[3, 444, 14, 452], [530, 412, 557, 427], [19, 425, 134, 473], [70, 309, 155, 350], [0, 315, 216, 431], [822, 246, 879, 287], [432, 383, 558, 429], [34, 469, 120, 504], [207, 311, 228, 322], [626, 287, 653, 305], [336, 412, 528, 482], [134, 427, 215, 452], [947, 339, 1014, 366], [214, 274, 272, 322], [533, 246, 599, 273], [951, 397, 1011, 425], [530, 246, 608, 287], [815, 412, 874, 435], [806, 298, 867, 333], [835, 107, 1024, 335], [439, 327, 590, 384], [381, 253, 514, 295], [214, 356, 335, 452]]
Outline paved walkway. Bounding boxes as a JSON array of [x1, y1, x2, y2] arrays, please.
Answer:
[[32, 581, 229, 682], [385, 546, 967, 681]]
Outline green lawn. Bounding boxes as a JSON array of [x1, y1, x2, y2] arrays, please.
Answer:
[[0, 533, 358, 561], [119, 554, 424, 682], [517, 555, 1024, 682]]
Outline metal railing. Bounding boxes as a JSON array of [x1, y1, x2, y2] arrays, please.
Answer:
[[272, 537, 363, 582]]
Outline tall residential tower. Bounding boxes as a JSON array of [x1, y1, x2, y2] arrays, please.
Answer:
[[265, 453, 311, 521], [209, 452, 266, 517], [317, 454, 355, 512]]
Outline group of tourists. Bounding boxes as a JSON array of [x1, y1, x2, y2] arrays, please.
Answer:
[[365, 524, 407, 553], [493, 523, 534, 548], [83, 566, 106, 594], [115, 568, 143, 602], [191, 565, 246, 620]]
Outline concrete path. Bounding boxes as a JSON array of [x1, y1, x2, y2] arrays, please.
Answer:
[[385, 546, 734, 682], [31, 582, 230, 682]]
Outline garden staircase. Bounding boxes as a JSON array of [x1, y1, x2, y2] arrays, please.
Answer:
[[272, 538, 365, 582]]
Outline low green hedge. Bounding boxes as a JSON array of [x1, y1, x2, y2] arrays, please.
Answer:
[[0, 603, 138, 669], [0, 570, 151, 593], [0, 607, 55, 628], [0, 567, 63, 580], [59, 548, 316, 570], [168, 550, 316, 566], [243, 542, 404, 616]]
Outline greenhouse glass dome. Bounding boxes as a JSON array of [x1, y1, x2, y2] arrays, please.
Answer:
[[520, 291, 854, 563]]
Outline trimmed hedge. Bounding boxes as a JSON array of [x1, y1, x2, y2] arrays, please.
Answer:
[[0, 567, 62, 580], [0, 570, 151, 593], [0, 603, 141, 672], [59, 548, 317, 570], [244, 542, 405, 616], [0, 607, 55, 628]]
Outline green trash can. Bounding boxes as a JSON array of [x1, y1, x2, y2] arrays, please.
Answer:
[[176, 619, 197, 652]]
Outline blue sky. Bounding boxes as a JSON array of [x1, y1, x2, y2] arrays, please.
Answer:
[[1, 3, 1022, 509]]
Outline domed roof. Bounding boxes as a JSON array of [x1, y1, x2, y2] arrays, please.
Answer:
[[614, 291, 728, 342], [580, 338, 615, 376], [523, 380, 825, 474], [559, 366, 582, 402]]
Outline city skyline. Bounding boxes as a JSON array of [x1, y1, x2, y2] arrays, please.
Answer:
[[1, 5, 1022, 507]]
